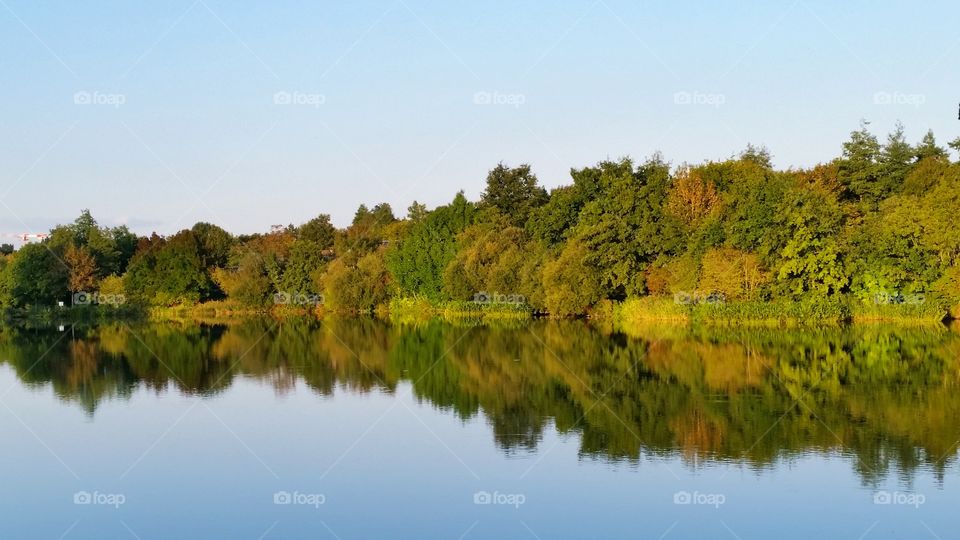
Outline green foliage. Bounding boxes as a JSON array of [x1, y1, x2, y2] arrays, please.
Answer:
[[838, 121, 882, 204], [321, 251, 392, 312], [915, 130, 948, 162], [297, 214, 336, 249], [480, 163, 548, 228], [878, 122, 914, 195], [386, 192, 475, 301], [4, 123, 960, 322], [124, 231, 214, 306], [442, 215, 543, 304], [774, 185, 848, 297], [1, 243, 68, 307], [336, 203, 396, 257], [191, 222, 234, 269], [281, 239, 327, 295], [212, 247, 273, 307], [569, 158, 682, 299], [542, 240, 603, 316]]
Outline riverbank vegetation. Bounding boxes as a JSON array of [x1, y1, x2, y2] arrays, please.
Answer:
[[1, 122, 959, 324]]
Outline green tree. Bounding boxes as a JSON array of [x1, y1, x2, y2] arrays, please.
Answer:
[[406, 201, 428, 223], [2, 243, 68, 306], [739, 144, 773, 169], [191, 222, 234, 269], [124, 231, 213, 305], [838, 121, 882, 204], [212, 247, 273, 307], [386, 192, 475, 300], [280, 239, 326, 295], [915, 130, 948, 162], [569, 158, 682, 299], [775, 187, 848, 298], [878, 122, 914, 195], [948, 137, 960, 161], [298, 214, 336, 249], [337, 203, 396, 257], [480, 163, 548, 228], [542, 240, 603, 316], [442, 216, 542, 302], [321, 251, 392, 312]]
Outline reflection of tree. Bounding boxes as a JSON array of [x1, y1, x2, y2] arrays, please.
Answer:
[[0, 320, 958, 483]]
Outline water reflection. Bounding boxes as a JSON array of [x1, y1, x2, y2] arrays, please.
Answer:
[[2, 319, 958, 484]]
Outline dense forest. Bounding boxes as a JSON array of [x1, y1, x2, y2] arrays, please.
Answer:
[[2, 122, 959, 318]]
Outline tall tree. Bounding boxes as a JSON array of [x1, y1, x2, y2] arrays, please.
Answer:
[[298, 214, 337, 249], [480, 163, 548, 228], [387, 192, 475, 300], [878, 122, 914, 195], [65, 244, 98, 294], [914, 130, 948, 162], [838, 121, 882, 204]]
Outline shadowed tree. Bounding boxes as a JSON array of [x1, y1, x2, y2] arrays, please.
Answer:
[[480, 163, 548, 228]]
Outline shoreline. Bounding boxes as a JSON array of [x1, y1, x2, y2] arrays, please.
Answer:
[[3, 297, 955, 328]]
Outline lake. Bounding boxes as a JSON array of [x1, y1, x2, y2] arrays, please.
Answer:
[[1, 319, 957, 539]]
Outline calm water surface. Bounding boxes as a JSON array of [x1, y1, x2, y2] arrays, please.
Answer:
[[1, 319, 958, 539]]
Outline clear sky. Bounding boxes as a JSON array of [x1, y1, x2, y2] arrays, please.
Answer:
[[1, 0, 958, 238]]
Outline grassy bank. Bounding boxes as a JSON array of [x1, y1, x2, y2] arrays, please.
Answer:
[[388, 297, 532, 324], [5, 296, 953, 328], [614, 296, 950, 327]]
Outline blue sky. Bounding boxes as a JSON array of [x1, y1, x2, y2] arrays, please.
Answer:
[[1, 0, 958, 238]]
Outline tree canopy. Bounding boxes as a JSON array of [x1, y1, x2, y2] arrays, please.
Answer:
[[2, 122, 959, 317]]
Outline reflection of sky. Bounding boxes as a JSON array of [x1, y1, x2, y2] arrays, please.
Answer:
[[0, 369, 953, 539]]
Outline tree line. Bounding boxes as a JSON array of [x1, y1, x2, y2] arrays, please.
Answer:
[[2, 121, 959, 316]]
